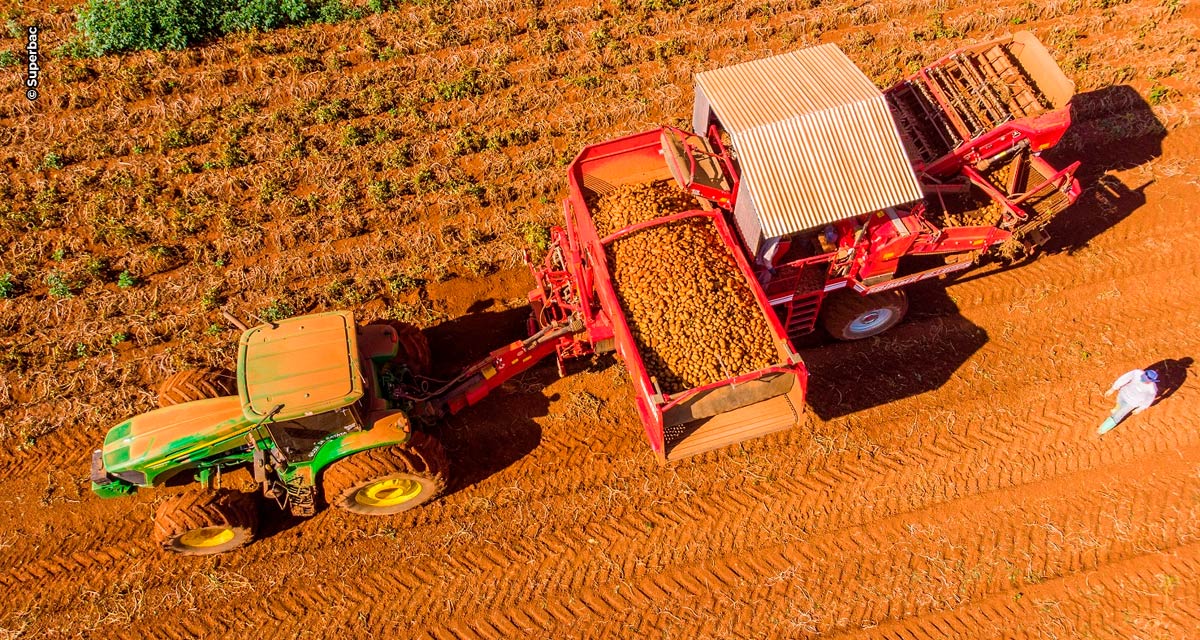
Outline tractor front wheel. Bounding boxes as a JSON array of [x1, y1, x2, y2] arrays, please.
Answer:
[[322, 431, 448, 516], [820, 290, 908, 340], [153, 489, 258, 555], [367, 320, 431, 377], [156, 367, 236, 407]]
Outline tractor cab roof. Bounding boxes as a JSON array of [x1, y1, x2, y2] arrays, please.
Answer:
[[694, 44, 924, 238], [237, 311, 364, 422]]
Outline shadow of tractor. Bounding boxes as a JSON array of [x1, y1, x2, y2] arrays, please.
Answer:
[[423, 305, 550, 498]]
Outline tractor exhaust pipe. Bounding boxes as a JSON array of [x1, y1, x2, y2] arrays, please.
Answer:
[[221, 310, 250, 332]]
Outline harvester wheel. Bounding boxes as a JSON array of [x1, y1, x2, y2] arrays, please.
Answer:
[[153, 489, 258, 556], [156, 367, 236, 407], [367, 320, 431, 377], [322, 431, 448, 516], [820, 290, 908, 340]]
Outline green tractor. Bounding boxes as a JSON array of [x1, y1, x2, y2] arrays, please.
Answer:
[[91, 311, 448, 555]]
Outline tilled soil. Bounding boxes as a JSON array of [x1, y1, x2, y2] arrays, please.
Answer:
[[2, 1, 1199, 638], [4, 155, 1198, 639]]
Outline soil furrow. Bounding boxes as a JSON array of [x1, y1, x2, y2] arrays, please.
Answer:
[[841, 545, 1200, 639]]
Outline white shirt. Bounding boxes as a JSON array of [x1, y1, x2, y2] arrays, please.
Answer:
[[1109, 369, 1158, 412]]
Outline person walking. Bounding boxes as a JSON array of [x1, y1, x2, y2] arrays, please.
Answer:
[[1099, 368, 1159, 434]]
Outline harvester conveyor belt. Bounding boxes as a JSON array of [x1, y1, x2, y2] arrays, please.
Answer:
[[910, 79, 963, 149], [952, 54, 1015, 126], [926, 65, 988, 139], [887, 85, 948, 164], [978, 45, 1050, 115]]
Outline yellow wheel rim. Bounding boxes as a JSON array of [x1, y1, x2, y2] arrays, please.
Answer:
[[179, 526, 235, 548], [355, 477, 422, 508]]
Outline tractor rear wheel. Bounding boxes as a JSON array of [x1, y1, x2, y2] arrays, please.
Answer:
[[156, 367, 236, 407], [367, 320, 431, 377], [153, 489, 258, 556], [820, 290, 908, 340], [322, 431, 448, 516]]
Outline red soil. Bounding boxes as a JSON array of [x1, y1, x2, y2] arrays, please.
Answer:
[[1, 1, 1198, 637]]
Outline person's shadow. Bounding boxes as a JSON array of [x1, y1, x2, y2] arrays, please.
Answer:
[[1148, 357, 1193, 405]]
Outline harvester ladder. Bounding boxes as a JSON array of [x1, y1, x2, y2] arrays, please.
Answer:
[[782, 262, 828, 339]]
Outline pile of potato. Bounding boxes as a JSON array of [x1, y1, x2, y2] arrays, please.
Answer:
[[591, 182, 776, 394], [927, 197, 1003, 229], [590, 182, 698, 237], [944, 202, 1003, 228]]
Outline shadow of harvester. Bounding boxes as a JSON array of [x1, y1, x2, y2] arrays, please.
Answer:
[[797, 283, 988, 420], [798, 86, 1167, 421], [1041, 84, 1166, 255], [946, 84, 1164, 291]]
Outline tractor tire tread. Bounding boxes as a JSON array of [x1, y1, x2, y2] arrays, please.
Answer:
[[156, 367, 236, 407], [152, 489, 258, 555], [322, 431, 448, 515]]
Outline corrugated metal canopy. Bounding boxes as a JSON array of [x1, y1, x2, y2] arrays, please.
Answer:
[[696, 44, 923, 237]]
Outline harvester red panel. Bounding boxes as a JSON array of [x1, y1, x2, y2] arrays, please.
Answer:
[[563, 130, 808, 461]]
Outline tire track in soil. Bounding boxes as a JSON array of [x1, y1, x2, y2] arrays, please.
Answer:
[[8, 357, 1189, 596], [7, 386, 1190, 614], [0, 468, 237, 576], [6, 298, 1194, 598], [427, 427, 1200, 629], [7, 186, 1190, 633], [6, 323, 1194, 625], [3, 8, 1196, 638], [0, 540, 152, 589], [840, 545, 1200, 639], [464, 453, 1200, 640], [3, 215, 1193, 543], [0, 390, 136, 481], [0, 507, 157, 584], [276, 444, 1200, 638], [33, 398, 1197, 637], [943, 237, 1200, 314]]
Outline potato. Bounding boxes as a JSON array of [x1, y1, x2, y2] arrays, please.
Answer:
[[590, 181, 776, 395], [591, 182, 698, 237], [927, 197, 1002, 229]]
